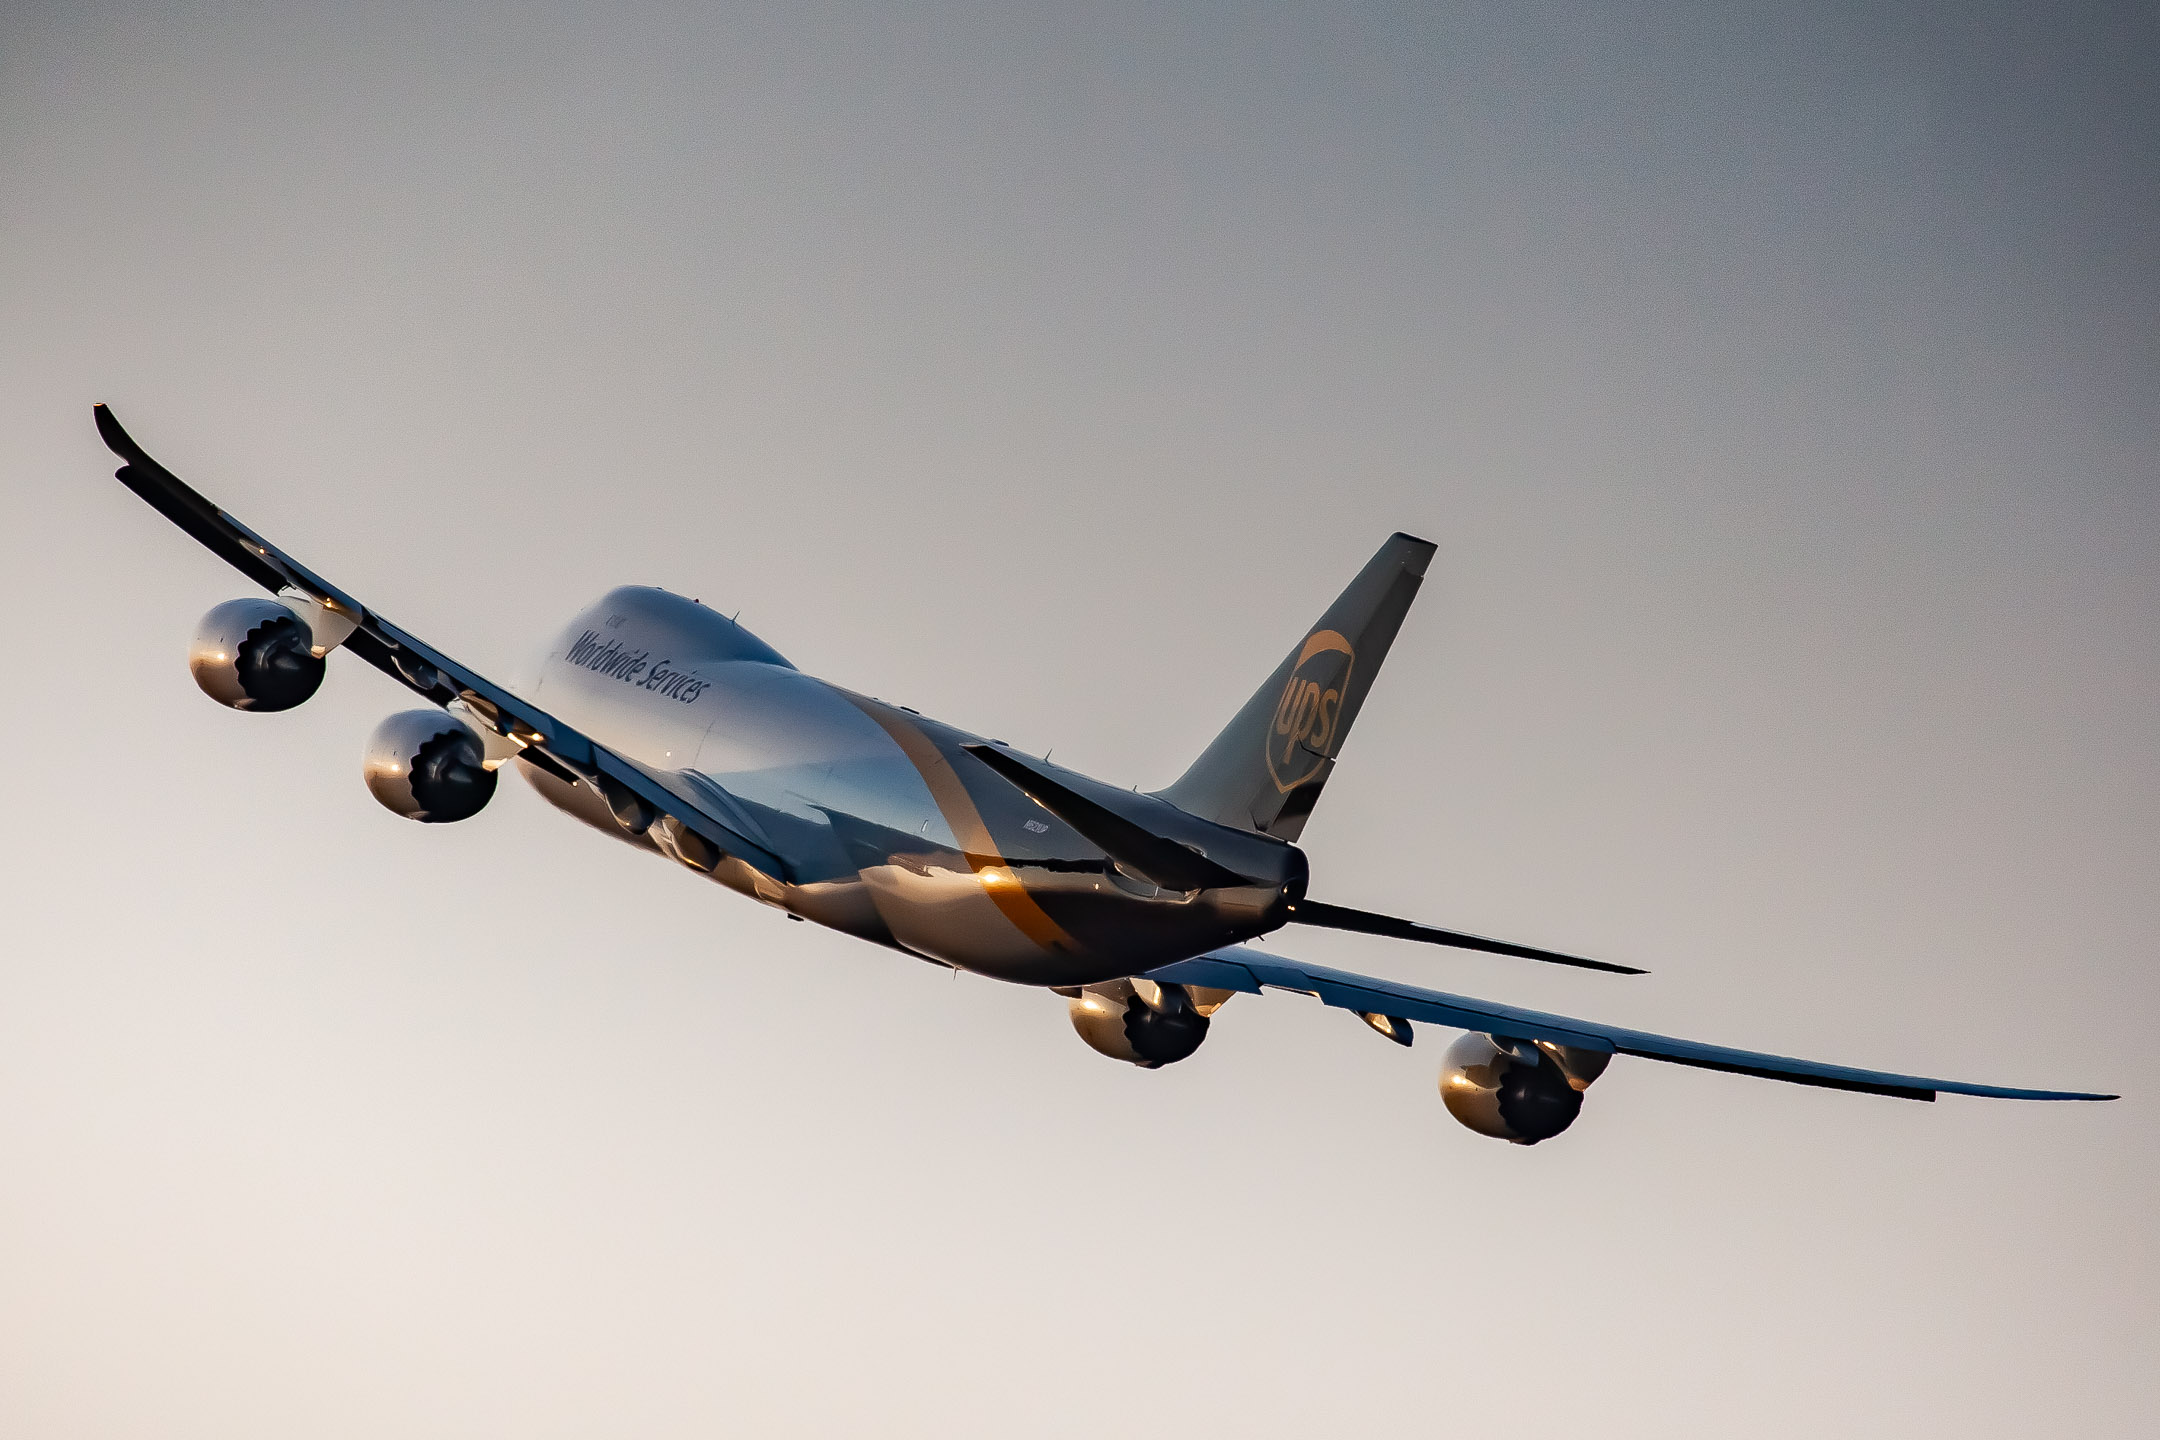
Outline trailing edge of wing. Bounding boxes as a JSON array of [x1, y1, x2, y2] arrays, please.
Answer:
[[1286, 899, 1646, 975], [1144, 947, 2118, 1103], [93, 403, 789, 882]]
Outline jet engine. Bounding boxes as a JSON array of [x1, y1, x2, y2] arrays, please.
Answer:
[[1440, 1031, 1612, 1145], [189, 598, 325, 712], [363, 710, 498, 822], [1066, 979, 1232, 1068]]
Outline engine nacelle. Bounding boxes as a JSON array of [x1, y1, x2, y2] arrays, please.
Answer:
[[1067, 979, 1229, 1068], [1440, 1031, 1612, 1145], [363, 710, 498, 822], [189, 598, 325, 712]]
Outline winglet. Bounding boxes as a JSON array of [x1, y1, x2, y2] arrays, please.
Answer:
[[93, 402, 288, 591]]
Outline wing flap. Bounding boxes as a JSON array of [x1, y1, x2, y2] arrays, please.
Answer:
[[1146, 947, 2116, 1102]]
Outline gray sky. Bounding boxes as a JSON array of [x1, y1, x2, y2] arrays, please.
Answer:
[[3, 3, 2155, 1435]]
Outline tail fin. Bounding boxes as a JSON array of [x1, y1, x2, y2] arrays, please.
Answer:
[[1157, 533, 1435, 841]]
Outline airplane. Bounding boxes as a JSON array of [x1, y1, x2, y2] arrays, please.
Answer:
[[92, 403, 2116, 1143]]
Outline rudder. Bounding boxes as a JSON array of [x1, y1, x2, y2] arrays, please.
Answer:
[[1158, 532, 1435, 841]]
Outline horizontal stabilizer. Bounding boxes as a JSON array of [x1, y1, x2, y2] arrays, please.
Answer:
[[963, 744, 1254, 892], [1286, 899, 1646, 975]]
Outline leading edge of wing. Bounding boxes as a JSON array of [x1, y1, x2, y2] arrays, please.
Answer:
[[1145, 947, 2118, 1103], [93, 403, 789, 883]]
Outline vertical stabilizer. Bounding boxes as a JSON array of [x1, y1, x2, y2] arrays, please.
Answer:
[[1157, 533, 1435, 841]]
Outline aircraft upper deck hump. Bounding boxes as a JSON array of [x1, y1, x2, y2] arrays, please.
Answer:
[[1157, 533, 1435, 841], [557, 586, 794, 672]]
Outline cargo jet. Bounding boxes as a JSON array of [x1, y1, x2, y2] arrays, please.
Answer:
[[94, 405, 2115, 1143]]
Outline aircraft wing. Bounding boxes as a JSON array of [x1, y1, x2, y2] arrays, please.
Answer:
[[94, 403, 790, 882], [1145, 947, 2116, 1102]]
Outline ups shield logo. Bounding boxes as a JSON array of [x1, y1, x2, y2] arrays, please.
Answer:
[[1268, 630, 1354, 792]]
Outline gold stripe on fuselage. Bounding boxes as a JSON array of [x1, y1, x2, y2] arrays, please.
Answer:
[[843, 696, 1075, 954]]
